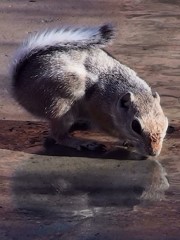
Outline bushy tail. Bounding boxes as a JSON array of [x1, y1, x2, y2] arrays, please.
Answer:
[[10, 24, 114, 82]]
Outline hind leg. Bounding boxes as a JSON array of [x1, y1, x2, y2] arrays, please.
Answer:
[[50, 110, 75, 142]]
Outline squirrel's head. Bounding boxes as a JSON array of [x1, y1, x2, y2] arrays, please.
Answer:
[[113, 91, 168, 157]]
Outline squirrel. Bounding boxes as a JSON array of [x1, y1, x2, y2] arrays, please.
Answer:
[[10, 24, 168, 157]]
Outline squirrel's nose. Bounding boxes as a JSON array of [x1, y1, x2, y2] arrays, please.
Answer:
[[149, 150, 160, 157], [146, 147, 158, 157], [150, 152, 157, 156]]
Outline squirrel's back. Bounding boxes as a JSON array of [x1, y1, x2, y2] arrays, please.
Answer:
[[10, 24, 116, 118]]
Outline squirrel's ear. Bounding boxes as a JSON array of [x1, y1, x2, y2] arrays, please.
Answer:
[[120, 92, 134, 108], [153, 92, 160, 103]]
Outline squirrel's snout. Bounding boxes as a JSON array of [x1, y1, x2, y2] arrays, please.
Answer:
[[150, 152, 159, 157], [148, 148, 161, 157]]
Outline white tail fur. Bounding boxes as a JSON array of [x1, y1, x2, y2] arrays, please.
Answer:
[[10, 24, 114, 78]]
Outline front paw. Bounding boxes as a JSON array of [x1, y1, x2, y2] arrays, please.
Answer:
[[44, 137, 56, 147], [79, 141, 106, 152], [122, 140, 134, 148]]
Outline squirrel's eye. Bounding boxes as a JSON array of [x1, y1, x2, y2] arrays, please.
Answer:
[[132, 119, 142, 135]]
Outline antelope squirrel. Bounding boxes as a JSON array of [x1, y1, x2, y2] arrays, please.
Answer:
[[10, 24, 168, 156]]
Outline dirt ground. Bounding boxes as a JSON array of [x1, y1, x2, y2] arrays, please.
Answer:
[[0, 0, 180, 239]]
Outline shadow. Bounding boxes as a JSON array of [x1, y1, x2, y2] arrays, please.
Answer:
[[0, 119, 147, 160], [0, 119, 176, 160], [39, 140, 147, 161]]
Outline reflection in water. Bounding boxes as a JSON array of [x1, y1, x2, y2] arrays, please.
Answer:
[[12, 155, 169, 221]]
